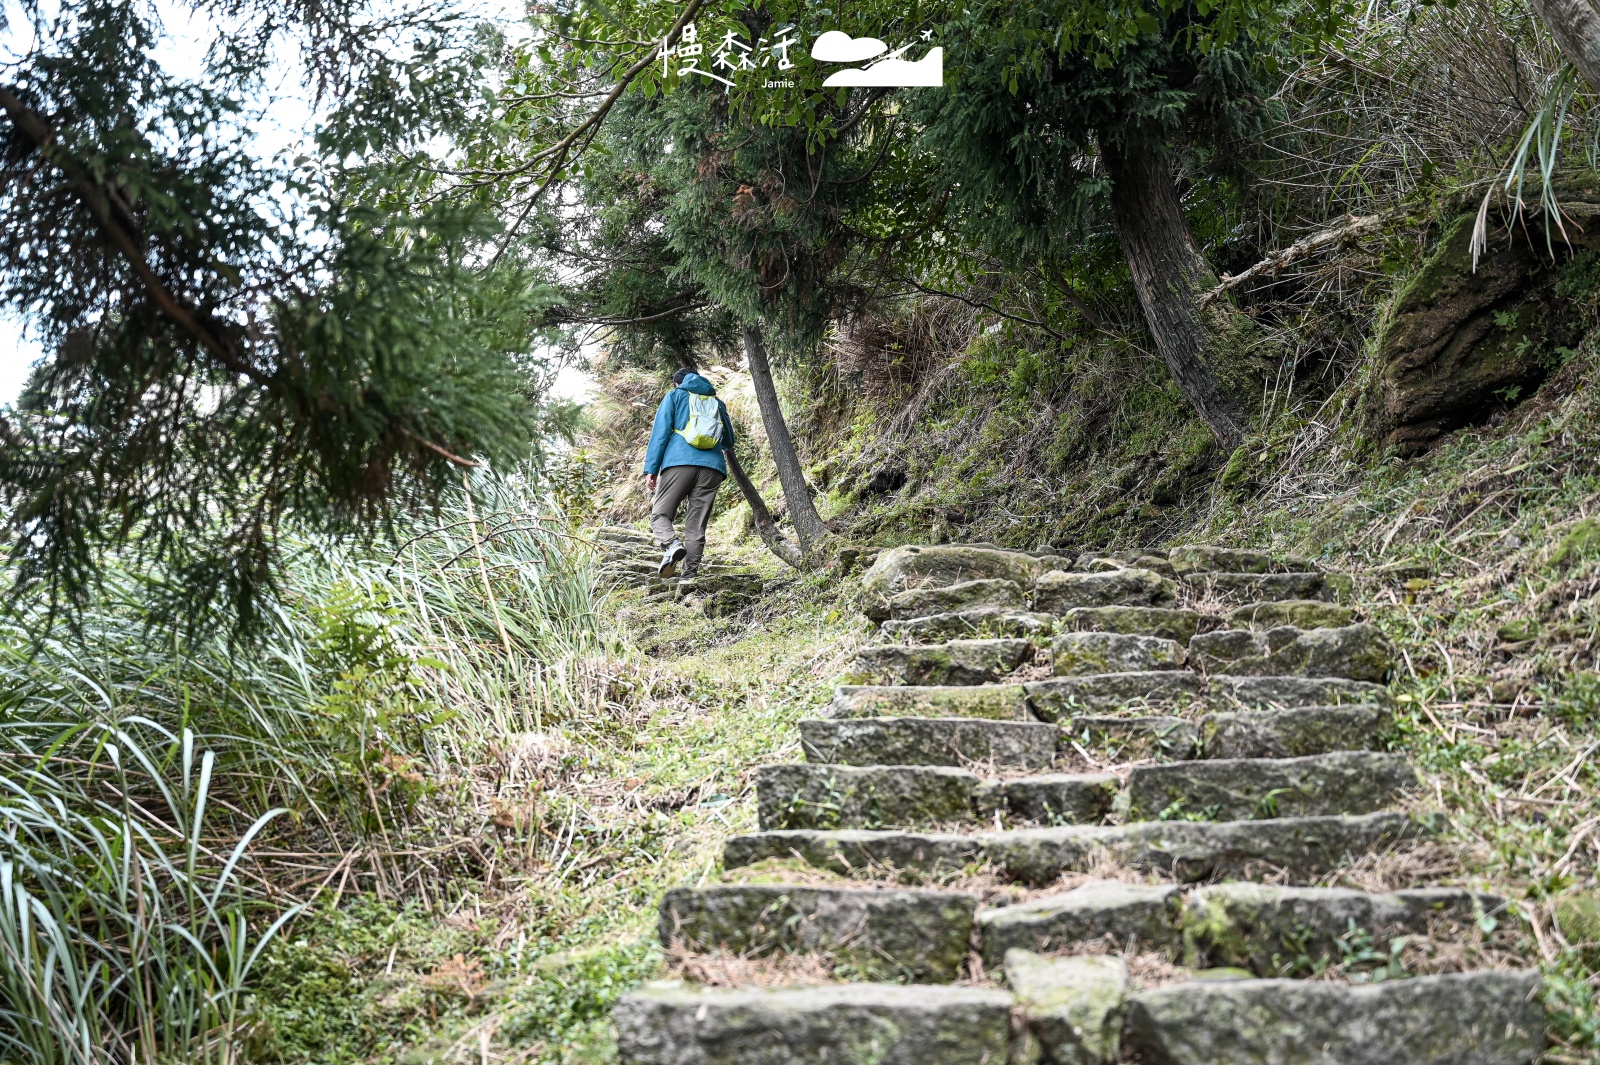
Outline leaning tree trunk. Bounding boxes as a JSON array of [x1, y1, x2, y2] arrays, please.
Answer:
[[1529, 0, 1600, 88], [1100, 136, 1259, 450], [741, 323, 832, 555], [722, 445, 804, 568]]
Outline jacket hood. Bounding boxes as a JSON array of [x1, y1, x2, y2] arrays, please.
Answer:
[[677, 372, 716, 395]]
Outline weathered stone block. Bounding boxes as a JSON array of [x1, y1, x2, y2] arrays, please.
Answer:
[[978, 881, 1184, 967], [1006, 951, 1128, 1065], [1199, 705, 1390, 760], [828, 684, 1031, 721], [1033, 569, 1177, 613], [887, 579, 1026, 620], [801, 716, 1059, 769], [881, 607, 1054, 642], [1076, 552, 1178, 580], [757, 764, 977, 830], [862, 546, 1045, 620], [1189, 624, 1394, 682], [1060, 606, 1205, 644], [1122, 971, 1544, 1065], [1179, 883, 1505, 975], [658, 885, 976, 982], [724, 829, 984, 881], [975, 773, 1118, 825], [1184, 572, 1333, 602], [1025, 671, 1203, 721], [1063, 716, 1201, 761], [1052, 632, 1186, 676], [613, 982, 1016, 1065], [1225, 600, 1356, 630], [1207, 675, 1392, 709], [842, 638, 1032, 686], [1123, 751, 1417, 822]]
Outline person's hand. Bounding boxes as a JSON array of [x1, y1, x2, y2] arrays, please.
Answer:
[[645, 473, 657, 492]]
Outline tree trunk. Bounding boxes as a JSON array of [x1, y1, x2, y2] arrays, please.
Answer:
[[741, 323, 832, 554], [722, 445, 804, 568], [1530, 0, 1600, 88], [1100, 136, 1259, 450]]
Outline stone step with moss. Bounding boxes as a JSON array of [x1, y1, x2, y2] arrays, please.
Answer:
[[1207, 674, 1392, 709], [1122, 751, 1417, 822], [1188, 623, 1394, 682], [1025, 671, 1204, 721], [724, 812, 1434, 886], [612, 982, 1016, 1065], [883, 578, 1026, 620], [841, 638, 1033, 686], [1076, 550, 1178, 580], [1224, 600, 1356, 630], [861, 545, 1050, 620], [880, 607, 1055, 642], [1168, 545, 1318, 575], [657, 884, 976, 983], [1059, 605, 1209, 643], [1121, 971, 1543, 1065], [826, 683, 1032, 721], [1052, 631, 1188, 675], [1063, 715, 1202, 761], [1032, 568, 1178, 613], [800, 717, 1059, 769], [1196, 704, 1391, 759], [1182, 570, 1348, 604], [977, 880, 1186, 966]]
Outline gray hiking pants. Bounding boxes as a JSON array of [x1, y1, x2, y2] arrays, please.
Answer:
[[650, 465, 725, 567]]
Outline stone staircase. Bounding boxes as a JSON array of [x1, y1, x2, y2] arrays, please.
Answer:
[[594, 525, 765, 615], [612, 544, 1545, 1064]]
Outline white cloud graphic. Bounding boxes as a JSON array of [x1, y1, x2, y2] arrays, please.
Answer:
[[821, 47, 943, 87], [811, 30, 888, 63]]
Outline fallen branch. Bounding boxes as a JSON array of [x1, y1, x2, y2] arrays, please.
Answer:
[[1199, 214, 1382, 305]]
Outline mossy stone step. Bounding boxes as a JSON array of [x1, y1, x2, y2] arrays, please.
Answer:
[[1051, 632, 1187, 675], [885, 578, 1025, 619], [1225, 600, 1355, 630], [1026, 671, 1204, 721], [862, 545, 1047, 620], [880, 607, 1055, 642], [1181, 883, 1505, 974], [1060, 605, 1207, 643], [800, 717, 1058, 769], [758, 764, 1117, 830], [827, 684, 1031, 721], [657, 884, 976, 983], [724, 812, 1431, 886], [1122, 751, 1417, 822], [978, 880, 1185, 967], [1189, 623, 1394, 683], [613, 982, 1015, 1065], [1122, 971, 1543, 1065], [1183, 571, 1344, 603], [1197, 704, 1390, 759], [1064, 715, 1202, 761], [1033, 569, 1178, 613], [1209, 674, 1392, 709], [1169, 545, 1316, 575], [1006, 952, 1128, 1065], [842, 638, 1033, 686], [1076, 551, 1178, 580]]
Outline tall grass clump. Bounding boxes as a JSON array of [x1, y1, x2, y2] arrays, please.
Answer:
[[0, 468, 605, 1063]]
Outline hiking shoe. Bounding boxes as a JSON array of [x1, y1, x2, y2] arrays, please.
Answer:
[[659, 540, 687, 578]]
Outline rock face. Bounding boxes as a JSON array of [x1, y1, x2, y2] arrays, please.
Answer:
[[658, 885, 977, 982], [1377, 211, 1582, 453], [861, 546, 1045, 619], [886, 579, 1026, 620], [800, 717, 1060, 769], [1060, 606, 1205, 643], [1122, 971, 1544, 1065], [978, 881, 1185, 966], [757, 764, 977, 829], [1122, 751, 1417, 822], [1034, 569, 1177, 613], [881, 607, 1055, 642], [1188, 624, 1394, 682], [843, 638, 1032, 686], [613, 982, 1016, 1065], [1006, 951, 1129, 1065], [1052, 632, 1187, 675], [828, 684, 1031, 720]]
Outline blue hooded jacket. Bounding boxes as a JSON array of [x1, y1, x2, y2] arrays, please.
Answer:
[[643, 372, 736, 476]]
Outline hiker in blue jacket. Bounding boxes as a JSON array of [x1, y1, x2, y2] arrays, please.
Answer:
[[643, 369, 737, 579]]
